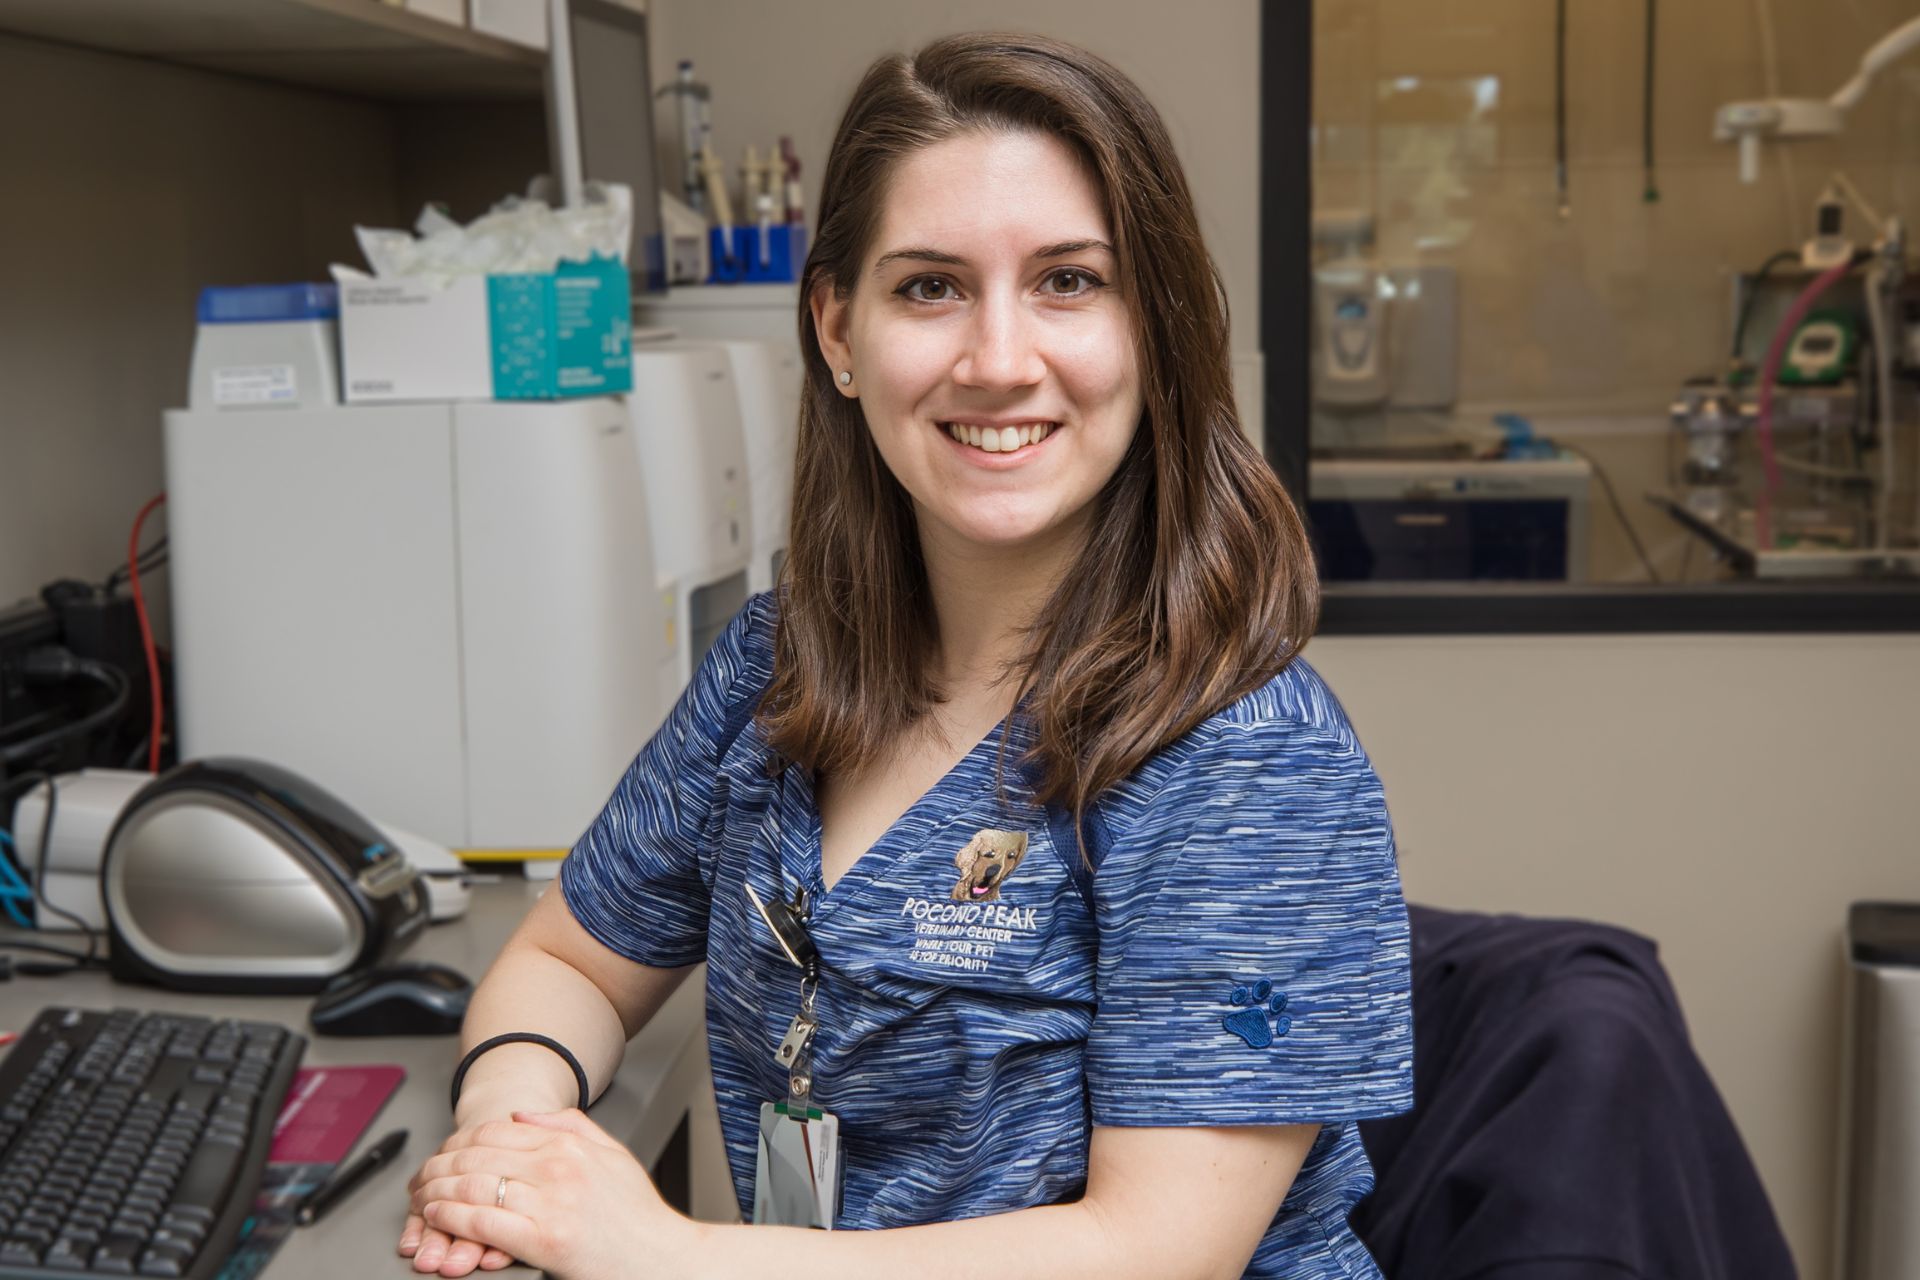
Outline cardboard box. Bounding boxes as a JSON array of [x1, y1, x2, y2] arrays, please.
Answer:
[[405, 0, 467, 24], [470, 0, 547, 49], [340, 256, 633, 403]]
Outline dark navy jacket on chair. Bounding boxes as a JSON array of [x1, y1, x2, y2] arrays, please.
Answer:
[[1351, 904, 1798, 1280]]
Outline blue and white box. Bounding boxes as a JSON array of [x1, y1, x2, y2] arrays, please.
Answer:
[[190, 283, 342, 410], [339, 256, 632, 403]]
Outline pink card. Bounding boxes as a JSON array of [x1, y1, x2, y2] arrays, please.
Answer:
[[269, 1065, 407, 1165]]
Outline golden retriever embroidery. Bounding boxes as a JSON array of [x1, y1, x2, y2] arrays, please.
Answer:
[[950, 829, 1029, 903]]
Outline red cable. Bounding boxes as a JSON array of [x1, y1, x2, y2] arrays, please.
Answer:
[[128, 493, 167, 773]]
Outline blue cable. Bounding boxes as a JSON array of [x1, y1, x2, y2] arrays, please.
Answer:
[[0, 828, 37, 928]]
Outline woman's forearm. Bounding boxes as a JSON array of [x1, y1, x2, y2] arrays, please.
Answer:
[[683, 1199, 1220, 1280], [452, 943, 632, 1127]]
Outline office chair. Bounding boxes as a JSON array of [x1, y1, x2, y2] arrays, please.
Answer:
[[1352, 904, 1798, 1280]]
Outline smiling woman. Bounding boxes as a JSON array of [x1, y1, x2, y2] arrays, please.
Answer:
[[401, 30, 1413, 1280], [767, 36, 1319, 836]]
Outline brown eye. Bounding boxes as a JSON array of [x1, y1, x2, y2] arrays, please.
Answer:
[[1045, 269, 1101, 296], [901, 277, 953, 302]]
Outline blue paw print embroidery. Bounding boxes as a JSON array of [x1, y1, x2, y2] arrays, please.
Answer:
[[1223, 979, 1292, 1048]]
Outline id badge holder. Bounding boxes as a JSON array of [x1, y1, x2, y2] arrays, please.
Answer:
[[752, 1098, 842, 1229], [747, 883, 843, 1229]]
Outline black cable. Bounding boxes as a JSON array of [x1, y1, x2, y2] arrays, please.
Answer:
[[1642, 0, 1659, 202], [1730, 249, 1800, 367], [0, 938, 103, 967], [1556, 442, 1663, 583], [0, 657, 129, 765], [0, 771, 104, 974], [1555, 0, 1569, 216], [104, 537, 169, 593]]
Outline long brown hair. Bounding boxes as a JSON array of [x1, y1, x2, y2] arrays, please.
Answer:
[[759, 31, 1319, 840]]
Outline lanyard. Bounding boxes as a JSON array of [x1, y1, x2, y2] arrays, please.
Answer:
[[749, 777, 824, 1103]]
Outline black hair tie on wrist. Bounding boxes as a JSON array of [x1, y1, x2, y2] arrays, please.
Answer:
[[450, 1033, 592, 1115]]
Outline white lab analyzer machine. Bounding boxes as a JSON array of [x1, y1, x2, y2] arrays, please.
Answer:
[[161, 398, 671, 859], [713, 338, 800, 591], [634, 287, 804, 594], [625, 339, 754, 707]]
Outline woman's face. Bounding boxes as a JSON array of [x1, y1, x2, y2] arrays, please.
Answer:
[[813, 130, 1143, 556]]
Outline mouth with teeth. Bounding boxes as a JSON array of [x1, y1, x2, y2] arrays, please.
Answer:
[[941, 421, 1057, 455]]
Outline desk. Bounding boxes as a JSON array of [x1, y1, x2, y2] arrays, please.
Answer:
[[0, 877, 732, 1276]]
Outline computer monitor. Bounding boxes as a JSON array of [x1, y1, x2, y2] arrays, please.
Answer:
[[546, 0, 666, 294]]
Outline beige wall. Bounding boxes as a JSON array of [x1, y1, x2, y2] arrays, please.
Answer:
[[1306, 632, 1920, 1280], [0, 34, 403, 608], [644, 0, 1263, 355], [0, 36, 552, 612]]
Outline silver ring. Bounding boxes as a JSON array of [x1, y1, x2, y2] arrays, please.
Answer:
[[495, 1176, 508, 1209]]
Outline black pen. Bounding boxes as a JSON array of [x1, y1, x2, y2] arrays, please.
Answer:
[[295, 1128, 409, 1227]]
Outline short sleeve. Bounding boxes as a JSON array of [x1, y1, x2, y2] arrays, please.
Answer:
[[1086, 718, 1414, 1127], [559, 598, 765, 969]]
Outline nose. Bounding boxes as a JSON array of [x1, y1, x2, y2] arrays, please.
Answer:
[[952, 289, 1046, 392]]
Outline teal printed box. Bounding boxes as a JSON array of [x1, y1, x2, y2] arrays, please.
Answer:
[[341, 256, 632, 403], [488, 257, 632, 398]]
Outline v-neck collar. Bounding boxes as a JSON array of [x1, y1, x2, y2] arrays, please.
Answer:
[[785, 705, 1040, 922]]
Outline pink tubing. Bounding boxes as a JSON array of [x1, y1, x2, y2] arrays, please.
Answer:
[[1753, 258, 1854, 548]]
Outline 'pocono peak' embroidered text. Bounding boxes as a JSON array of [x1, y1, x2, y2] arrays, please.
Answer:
[[902, 896, 1041, 972]]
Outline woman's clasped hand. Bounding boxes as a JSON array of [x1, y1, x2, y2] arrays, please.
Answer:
[[398, 1108, 698, 1279]]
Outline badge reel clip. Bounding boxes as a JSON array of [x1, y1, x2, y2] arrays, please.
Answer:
[[745, 881, 844, 1229]]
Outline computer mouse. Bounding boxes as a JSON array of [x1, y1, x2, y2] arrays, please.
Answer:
[[309, 961, 473, 1037]]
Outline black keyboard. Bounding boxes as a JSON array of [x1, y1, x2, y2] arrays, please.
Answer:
[[0, 1006, 305, 1278]]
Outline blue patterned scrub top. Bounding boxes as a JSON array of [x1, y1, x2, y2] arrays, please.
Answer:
[[560, 593, 1414, 1278]]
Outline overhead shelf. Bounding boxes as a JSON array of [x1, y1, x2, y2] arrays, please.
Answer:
[[0, 0, 548, 101]]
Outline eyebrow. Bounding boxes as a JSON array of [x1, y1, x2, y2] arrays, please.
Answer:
[[871, 239, 1115, 275]]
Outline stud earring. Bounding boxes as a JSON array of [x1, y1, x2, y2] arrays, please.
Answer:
[[838, 371, 852, 387]]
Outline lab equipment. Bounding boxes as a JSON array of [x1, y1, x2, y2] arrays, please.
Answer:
[[626, 339, 754, 708], [715, 338, 802, 592], [699, 143, 734, 242], [0, 1004, 305, 1278], [631, 292, 802, 589], [1781, 310, 1855, 384], [102, 758, 430, 995], [656, 59, 712, 216], [1715, 15, 1920, 183], [187, 284, 341, 411], [1308, 456, 1593, 582], [308, 963, 472, 1037], [6, 769, 148, 930], [1658, 217, 1919, 576], [1669, 384, 1747, 540], [780, 137, 805, 225], [10, 768, 470, 931], [742, 144, 763, 207], [547, 0, 665, 293], [1833, 902, 1920, 1280], [1311, 213, 1389, 409], [161, 398, 672, 860], [659, 191, 710, 285], [1311, 212, 1458, 412]]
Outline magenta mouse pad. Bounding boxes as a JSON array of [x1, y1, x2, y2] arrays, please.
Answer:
[[213, 1065, 407, 1279], [270, 1064, 407, 1164]]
